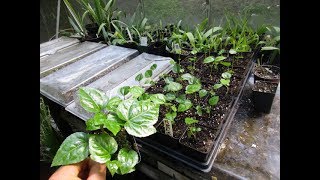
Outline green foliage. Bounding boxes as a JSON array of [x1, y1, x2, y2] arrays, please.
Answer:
[[209, 96, 219, 106], [184, 117, 201, 138]]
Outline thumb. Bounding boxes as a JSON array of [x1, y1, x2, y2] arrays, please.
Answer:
[[87, 159, 107, 180]]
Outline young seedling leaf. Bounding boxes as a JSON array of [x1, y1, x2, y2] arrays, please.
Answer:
[[89, 133, 118, 163], [209, 96, 219, 106]]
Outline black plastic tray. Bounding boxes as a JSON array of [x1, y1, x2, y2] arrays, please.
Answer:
[[136, 61, 254, 172]]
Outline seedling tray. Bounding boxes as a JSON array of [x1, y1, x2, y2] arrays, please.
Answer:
[[136, 61, 254, 172]]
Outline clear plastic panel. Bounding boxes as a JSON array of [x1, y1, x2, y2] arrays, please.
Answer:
[[40, 36, 79, 57], [40, 45, 139, 107], [66, 53, 173, 121], [40, 42, 106, 78]]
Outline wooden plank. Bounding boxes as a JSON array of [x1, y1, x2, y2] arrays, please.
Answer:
[[40, 36, 80, 58], [65, 53, 172, 120], [40, 42, 106, 78], [40, 45, 139, 107]]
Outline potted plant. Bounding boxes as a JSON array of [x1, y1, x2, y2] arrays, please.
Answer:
[[252, 80, 278, 113]]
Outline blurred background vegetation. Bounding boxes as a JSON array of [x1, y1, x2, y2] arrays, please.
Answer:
[[40, 0, 279, 43]]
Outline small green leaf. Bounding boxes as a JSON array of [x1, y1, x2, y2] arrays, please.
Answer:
[[106, 160, 120, 177], [209, 96, 219, 106], [119, 86, 130, 96], [218, 49, 225, 55], [172, 64, 183, 73], [150, 64, 157, 70], [145, 69, 153, 78], [78, 87, 108, 113], [199, 89, 208, 98], [222, 72, 232, 79], [165, 112, 177, 122], [229, 49, 237, 54], [215, 56, 227, 62], [181, 73, 196, 84], [196, 105, 203, 116], [117, 148, 139, 174], [89, 133, 118, 163], [106, 96, 122, 112], [129, 86, 145, 98], [178, 99, 193, 112], [164, 77, 174, 84], [135, 73, 143, 81], [86, 112, 107, 131], [52, 132, 89, 166], [203, 56, 215, 64], [105, 114, 122, 136], [171, 105, 177, 112], [150, 94, 166, 104], [185, 84, 201, 94], [165, 93, 176, 101], [185, 117, 198, 125], [175, 94, 186, 104], [164, 81, 182, 92], [220, 61, 231, 67], [220, 79, 230, 86], [213, 83, 223, 90]]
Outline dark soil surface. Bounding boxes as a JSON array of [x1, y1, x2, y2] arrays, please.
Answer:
[[180, 125, 215, 153], [252, 81, 278, 93], [146, 52, 253, 153], [158, 120, 187, 139], [254, 65, 280, 80]]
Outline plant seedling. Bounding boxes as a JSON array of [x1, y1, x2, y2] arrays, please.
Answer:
[[185, 117, 201, 138]]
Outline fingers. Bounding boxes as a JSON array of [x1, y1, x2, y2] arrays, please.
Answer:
[[49, 159, 88, 180], [87, 159, 107, 180]]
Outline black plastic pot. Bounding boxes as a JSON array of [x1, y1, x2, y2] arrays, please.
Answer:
[[85, 23, 99, 36], [179, 125, 216, 162], [148, 120, 187, 150], [252, 80, 278, 113], [166, 51, 189, 61], [148, 41, 167, 56], [117, 42, 138, 50], [253, 65, 280, 83], [137, 45, 149, 54]]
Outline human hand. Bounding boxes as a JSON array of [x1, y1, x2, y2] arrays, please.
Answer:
[[49, 158, 107, 180]]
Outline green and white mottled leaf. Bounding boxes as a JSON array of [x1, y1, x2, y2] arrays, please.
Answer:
[[213, 83, 223, 90], [222, 72, 232, 79], [106, 160, 120, 177], [215, 56, 227, 62], [52, 132, 89, 166], [129, 86, 145, 98], [220, 79, 230, 86], [106, 96, 122, 112], [105, 114, 122, 136], [175, 94, 186, 104], [89, 133, 118, 163], [203, 56, 215, 64], [185, 84, 201, 94], [181, 73, 196, 84], [78, 87, 108, 113], [164, 81, 182, 92], [171, 105, 177, 112], [178, 99, 193, 112], [119, 86, 130, 96], [117, 99, 160, 137], [199, 89, 208, 98], [229, 49, 237, 54], [196, 105, 203, 116], [150, 94, 166, 104], [117, 148, 139, 174], [209, 96, 219, 106], [165, 93, 176, 101]]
